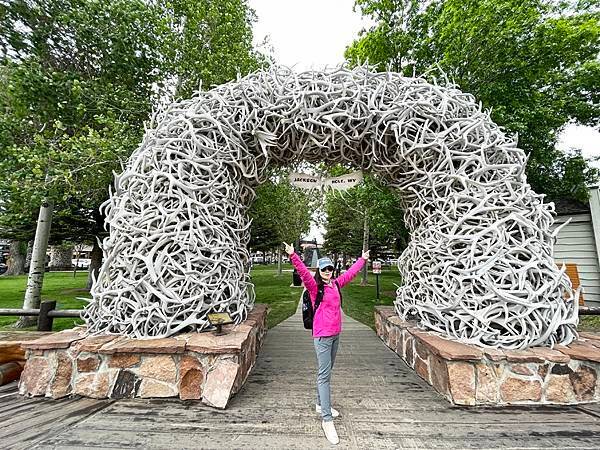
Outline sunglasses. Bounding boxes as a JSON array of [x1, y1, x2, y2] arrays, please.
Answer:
[[321, 266, 334, 272]]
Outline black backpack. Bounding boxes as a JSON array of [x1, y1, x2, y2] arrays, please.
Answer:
[[302, 281, 342, 330]]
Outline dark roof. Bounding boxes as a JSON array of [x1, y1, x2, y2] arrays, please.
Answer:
[[550, 197, 590, 216]]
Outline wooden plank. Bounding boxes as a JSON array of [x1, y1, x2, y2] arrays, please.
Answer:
[[61, 415, 349, 436], [82, 402, 596, 426], [2, 397, 100, 429], [553, 214, 592, 224], [38, 409, 600, 450], [355, 435, 600, 449], [555, 236, 599, 246], [0, 331, 53, 364], [241, 377, 435, 389], [38, 429, 344, 450], [1, 397, 112, 450], [557, 249, 598, 262], [0, 396, 53, 417], [350, 419, 600, 434], [0, 380, 18, 393], [578, 403, 600, 418]]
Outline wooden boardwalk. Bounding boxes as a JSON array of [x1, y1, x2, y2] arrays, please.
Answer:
[[2, 303, 600, 449]]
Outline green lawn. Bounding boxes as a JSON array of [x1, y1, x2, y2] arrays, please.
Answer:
[[1, 266, 599, 334], [249, 264, 302, 329], [0, 272, 89, 331], [340, 267, 400, 330], [579, 315, 600, 332]]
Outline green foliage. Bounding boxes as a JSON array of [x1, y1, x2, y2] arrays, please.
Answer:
[[323, 198, 364, 255], [346, 0, 600, 201], [0, 0, 166, 243], [249, 263, 301, 328], [248, 169, 315, 252], [0, 0, 265, 244], [323, 167, 408, 256], [163, 0, 266, 98]]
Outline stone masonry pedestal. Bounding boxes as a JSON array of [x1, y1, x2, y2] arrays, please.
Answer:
[[375, 306, 600, 406], [18, 304, 268, 409]]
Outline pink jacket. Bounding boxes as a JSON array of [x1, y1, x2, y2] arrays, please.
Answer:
[[290, 253, 366, 337]]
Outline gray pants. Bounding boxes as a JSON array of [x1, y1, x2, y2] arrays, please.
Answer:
[[313, 334, 340, 422]]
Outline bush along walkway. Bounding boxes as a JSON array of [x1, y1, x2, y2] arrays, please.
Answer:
[[2, 300, 600, 449]]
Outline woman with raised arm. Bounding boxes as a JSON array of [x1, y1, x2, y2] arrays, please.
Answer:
[[283, 242, 370, 445]]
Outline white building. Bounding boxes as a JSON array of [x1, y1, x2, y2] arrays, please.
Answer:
[[551, 187, 600, 307]]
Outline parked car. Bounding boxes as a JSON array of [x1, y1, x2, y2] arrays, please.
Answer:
[[72, 258, 91, 268]]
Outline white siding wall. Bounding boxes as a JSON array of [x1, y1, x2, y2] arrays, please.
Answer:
[[552, 213, 600, 307]]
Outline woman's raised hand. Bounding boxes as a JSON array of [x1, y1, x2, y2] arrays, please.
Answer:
[[362, 249, 370, 260], [283, 242, 294, 255]]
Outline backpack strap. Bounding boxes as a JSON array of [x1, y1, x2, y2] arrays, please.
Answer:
[[314, 283, 325, 310], [335, 280, 342, 307]]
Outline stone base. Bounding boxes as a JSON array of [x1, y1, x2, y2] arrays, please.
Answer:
[[375, 306, 600, 406], [18, 305, 268, 409]]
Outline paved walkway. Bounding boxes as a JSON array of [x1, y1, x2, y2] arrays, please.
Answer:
[[2, 301, 600, 449]]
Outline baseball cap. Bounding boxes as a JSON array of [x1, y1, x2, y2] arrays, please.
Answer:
[[318, 257, 334, 270]]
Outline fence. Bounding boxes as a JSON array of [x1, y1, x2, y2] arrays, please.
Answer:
[[0, 301, 82, 331]]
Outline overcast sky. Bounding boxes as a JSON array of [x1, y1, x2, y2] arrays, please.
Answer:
[[248, 0, 600, 241], [249, 0, 371, 70]]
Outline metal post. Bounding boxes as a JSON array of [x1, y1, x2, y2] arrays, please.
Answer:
[[38, 300, 56, 331], [376, 273, 380, 302]]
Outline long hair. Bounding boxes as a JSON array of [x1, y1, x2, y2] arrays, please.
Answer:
[[314, 268, 325, 288]]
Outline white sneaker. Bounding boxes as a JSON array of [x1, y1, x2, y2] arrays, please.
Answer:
[[316, 404, 340, 418], [321, 420, 339, 445]]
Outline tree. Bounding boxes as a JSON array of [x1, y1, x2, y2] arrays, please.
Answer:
[[323, 168, 407, 284], [163, 0, 266, 99], [2, 240, 27, 276], [248, 169, 316, 274], [323, 200, 364, 257], [0, 0, 168, 325], [0, 0, 266, 325], [346, 0, 600, 201]]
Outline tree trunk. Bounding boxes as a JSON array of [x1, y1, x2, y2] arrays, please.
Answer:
[[24, 240, 33, 271], [2, 240, 26, 276], [49, 244, 73, 270], [277, 248, 282, 275], [360, 214, 369, 286], [87, 238, 103, 290], [13, 200, 54, 328]]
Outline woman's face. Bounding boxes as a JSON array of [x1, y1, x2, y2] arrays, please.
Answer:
[[320, 265, 334, 281]]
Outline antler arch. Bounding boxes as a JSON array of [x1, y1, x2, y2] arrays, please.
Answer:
[[83, 66, 578, 349]]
